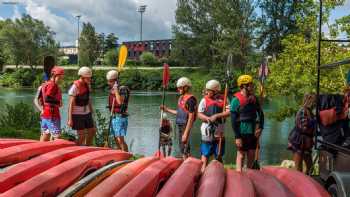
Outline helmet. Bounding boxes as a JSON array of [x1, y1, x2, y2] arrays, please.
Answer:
[[78, 66, 92, 78], [176, 77, 192, 88], [161, 111, 168, 120], [106, 70, 118, 80], [51, 66, 64, 76], [205, 80, 221, 92], [237, 75, 253, 87]]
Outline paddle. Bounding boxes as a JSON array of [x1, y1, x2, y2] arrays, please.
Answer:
[[252, 58, 269, 170], [217, 54, 232, 162], [104, 45, 128, 148], [158, 63, 170, 157]]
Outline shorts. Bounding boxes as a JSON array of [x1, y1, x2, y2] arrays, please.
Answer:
[[200, 139, 225, 158], [178, 125, 190, 155], [111, 116, 128, 137], [72, 113, 94, 130], [239, 134, 257, 151], [41, 118, 61, 137]]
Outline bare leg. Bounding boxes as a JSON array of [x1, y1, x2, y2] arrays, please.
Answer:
[[77, 130, 85, 145], [201, 155, 208, 173], [117, 136, 128, 152], [167, 144, 172, 157], [247, 150, 256, 169], [304, 153, 313, 175], [86, 127, 96, 146], [293, 152, 303, 172], [40, 132, 51, 142], [236, 150, 245, 172], [114, 137, 121, 150]]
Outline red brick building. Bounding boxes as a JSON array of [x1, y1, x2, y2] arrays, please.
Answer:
[[122, 39, 173, 60]]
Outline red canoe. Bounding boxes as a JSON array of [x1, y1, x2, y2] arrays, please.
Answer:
[[114, 157, 182, 197], [0, 139, 75, 167], [224, 169, 255, 197], [1, 150, 131, 197], [262, 166, 330, 197], [0, 139, 37, 149], [196, 160, 226, 197], [157, 157, 202, 197], [86, 156, 159, 197], [246, 170, 294, 197], [0, 146, 103, 193]]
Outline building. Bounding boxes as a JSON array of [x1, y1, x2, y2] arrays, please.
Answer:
[[59, 46, 78, 64], [122, 39, 173, 60]]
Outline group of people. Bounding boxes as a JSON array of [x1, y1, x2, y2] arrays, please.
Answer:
[[34, 66, 130, 152], [33, 63, 266, 172]]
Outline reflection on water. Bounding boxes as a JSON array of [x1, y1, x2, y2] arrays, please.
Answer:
[[0, 88, 294, 165]]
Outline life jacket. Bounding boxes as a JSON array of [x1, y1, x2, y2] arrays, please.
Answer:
[[41, 80, 62, 119], [203, 94, 224, 123], [176, 94, 197, 125], [108, 86, 130, 114], [234, 92, 257, 121], [73, 80, 90, 106]]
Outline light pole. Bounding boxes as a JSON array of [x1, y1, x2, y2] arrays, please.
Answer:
[[137, 5, 146, 41], [76, 15, 81, 66]]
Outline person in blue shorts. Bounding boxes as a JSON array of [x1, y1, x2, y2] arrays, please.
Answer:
[[106, 70, 130, 151]]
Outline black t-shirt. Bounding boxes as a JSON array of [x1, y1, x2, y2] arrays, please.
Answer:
[[185, 97, 197, 113]]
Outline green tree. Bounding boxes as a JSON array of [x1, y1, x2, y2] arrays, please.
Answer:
[[79, 22, 99, 67], [105, 33, 118, 51], [172, 0, 256, 68], [140, 52, 158, 66], [0, 15, 58, 68], [104, 49, 118, 66]]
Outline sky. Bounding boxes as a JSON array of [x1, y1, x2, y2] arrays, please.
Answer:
[[0, 0, 348, 46]]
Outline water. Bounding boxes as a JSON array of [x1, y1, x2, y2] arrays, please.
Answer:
[[0, 88, 295, 165]]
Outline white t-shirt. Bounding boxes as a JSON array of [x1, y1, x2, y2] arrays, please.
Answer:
[[68, 84, 91, 115], [198, 98, 225, 141]]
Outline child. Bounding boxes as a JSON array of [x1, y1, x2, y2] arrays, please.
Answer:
[[67, 66, 96, 146], [198, 80, 225, 172], [39, 66, 65, 141], [159, 112, 173, 157]]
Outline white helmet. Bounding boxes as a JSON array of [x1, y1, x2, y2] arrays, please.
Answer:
[[78, 66, 92, 78], [161, 111, 168, 120], [106, 70, 118, 80], [176, 77, 192, 88], [206, 80, 221, 92]]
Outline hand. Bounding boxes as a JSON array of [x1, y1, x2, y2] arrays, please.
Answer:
[[67, 119, 73, 128], [160, 105, 168, 112], [235, 138, 242, 148], [181, 134, 188, 144], [255, 128, 262, 138], [208, 115, 217, 123], [40, 110, 43, 116]]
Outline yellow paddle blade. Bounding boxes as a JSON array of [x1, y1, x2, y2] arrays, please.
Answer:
[[118, 45, 128, 72]]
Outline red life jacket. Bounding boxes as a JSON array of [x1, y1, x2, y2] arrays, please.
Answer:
[[203, 94, 224, 123], [41, 80, 62, 119], [234, 92, 257, 121], [73, 80, 90, 106], [176, 94, 197, 125], [108, 86, 129, 114]]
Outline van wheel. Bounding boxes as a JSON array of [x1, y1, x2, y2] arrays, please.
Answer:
[[328, 184, 338, 197]]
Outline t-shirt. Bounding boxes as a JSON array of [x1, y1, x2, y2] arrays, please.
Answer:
[[198, 98, 224, 141], [68, 84, 91, 115], [185, 96, 197, 113]]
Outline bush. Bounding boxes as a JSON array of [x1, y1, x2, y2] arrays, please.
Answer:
[[0, 68, 36, 87], [126, 59, 142, 67], [104, 49, 118, 66], [58, 57, 70, 66], [140, 52, 159, 66]]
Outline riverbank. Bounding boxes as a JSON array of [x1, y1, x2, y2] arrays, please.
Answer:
[[0, 66, 218, 91]]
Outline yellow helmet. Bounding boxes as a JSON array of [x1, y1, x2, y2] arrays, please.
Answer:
[[237, 75, 253, 87]]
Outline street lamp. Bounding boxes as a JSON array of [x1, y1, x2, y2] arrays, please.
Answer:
[[75, 15, 81, 66], [137, 5, 146, 41]]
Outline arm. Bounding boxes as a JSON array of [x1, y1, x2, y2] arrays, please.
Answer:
[[182, 112, 195, 143], [231, 111, 242, 139], [67, 96, 75, 127], [161, 105, 177, 115], [33, 87, 43, 112], [198, 112, 210, 122]]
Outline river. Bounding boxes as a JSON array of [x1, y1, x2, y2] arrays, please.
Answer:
[[0, 88, 295, 165]]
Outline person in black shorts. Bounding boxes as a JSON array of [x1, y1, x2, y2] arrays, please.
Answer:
[[161, 77, 197, 159]]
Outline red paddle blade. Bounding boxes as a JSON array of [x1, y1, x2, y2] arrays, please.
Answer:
[[162, 63, 170, 88]]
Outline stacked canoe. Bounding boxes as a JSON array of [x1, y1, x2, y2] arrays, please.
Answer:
[[0, 138, 330, 197]]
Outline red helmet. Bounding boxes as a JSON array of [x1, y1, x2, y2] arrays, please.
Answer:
[[51, 66, 64, 76]]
